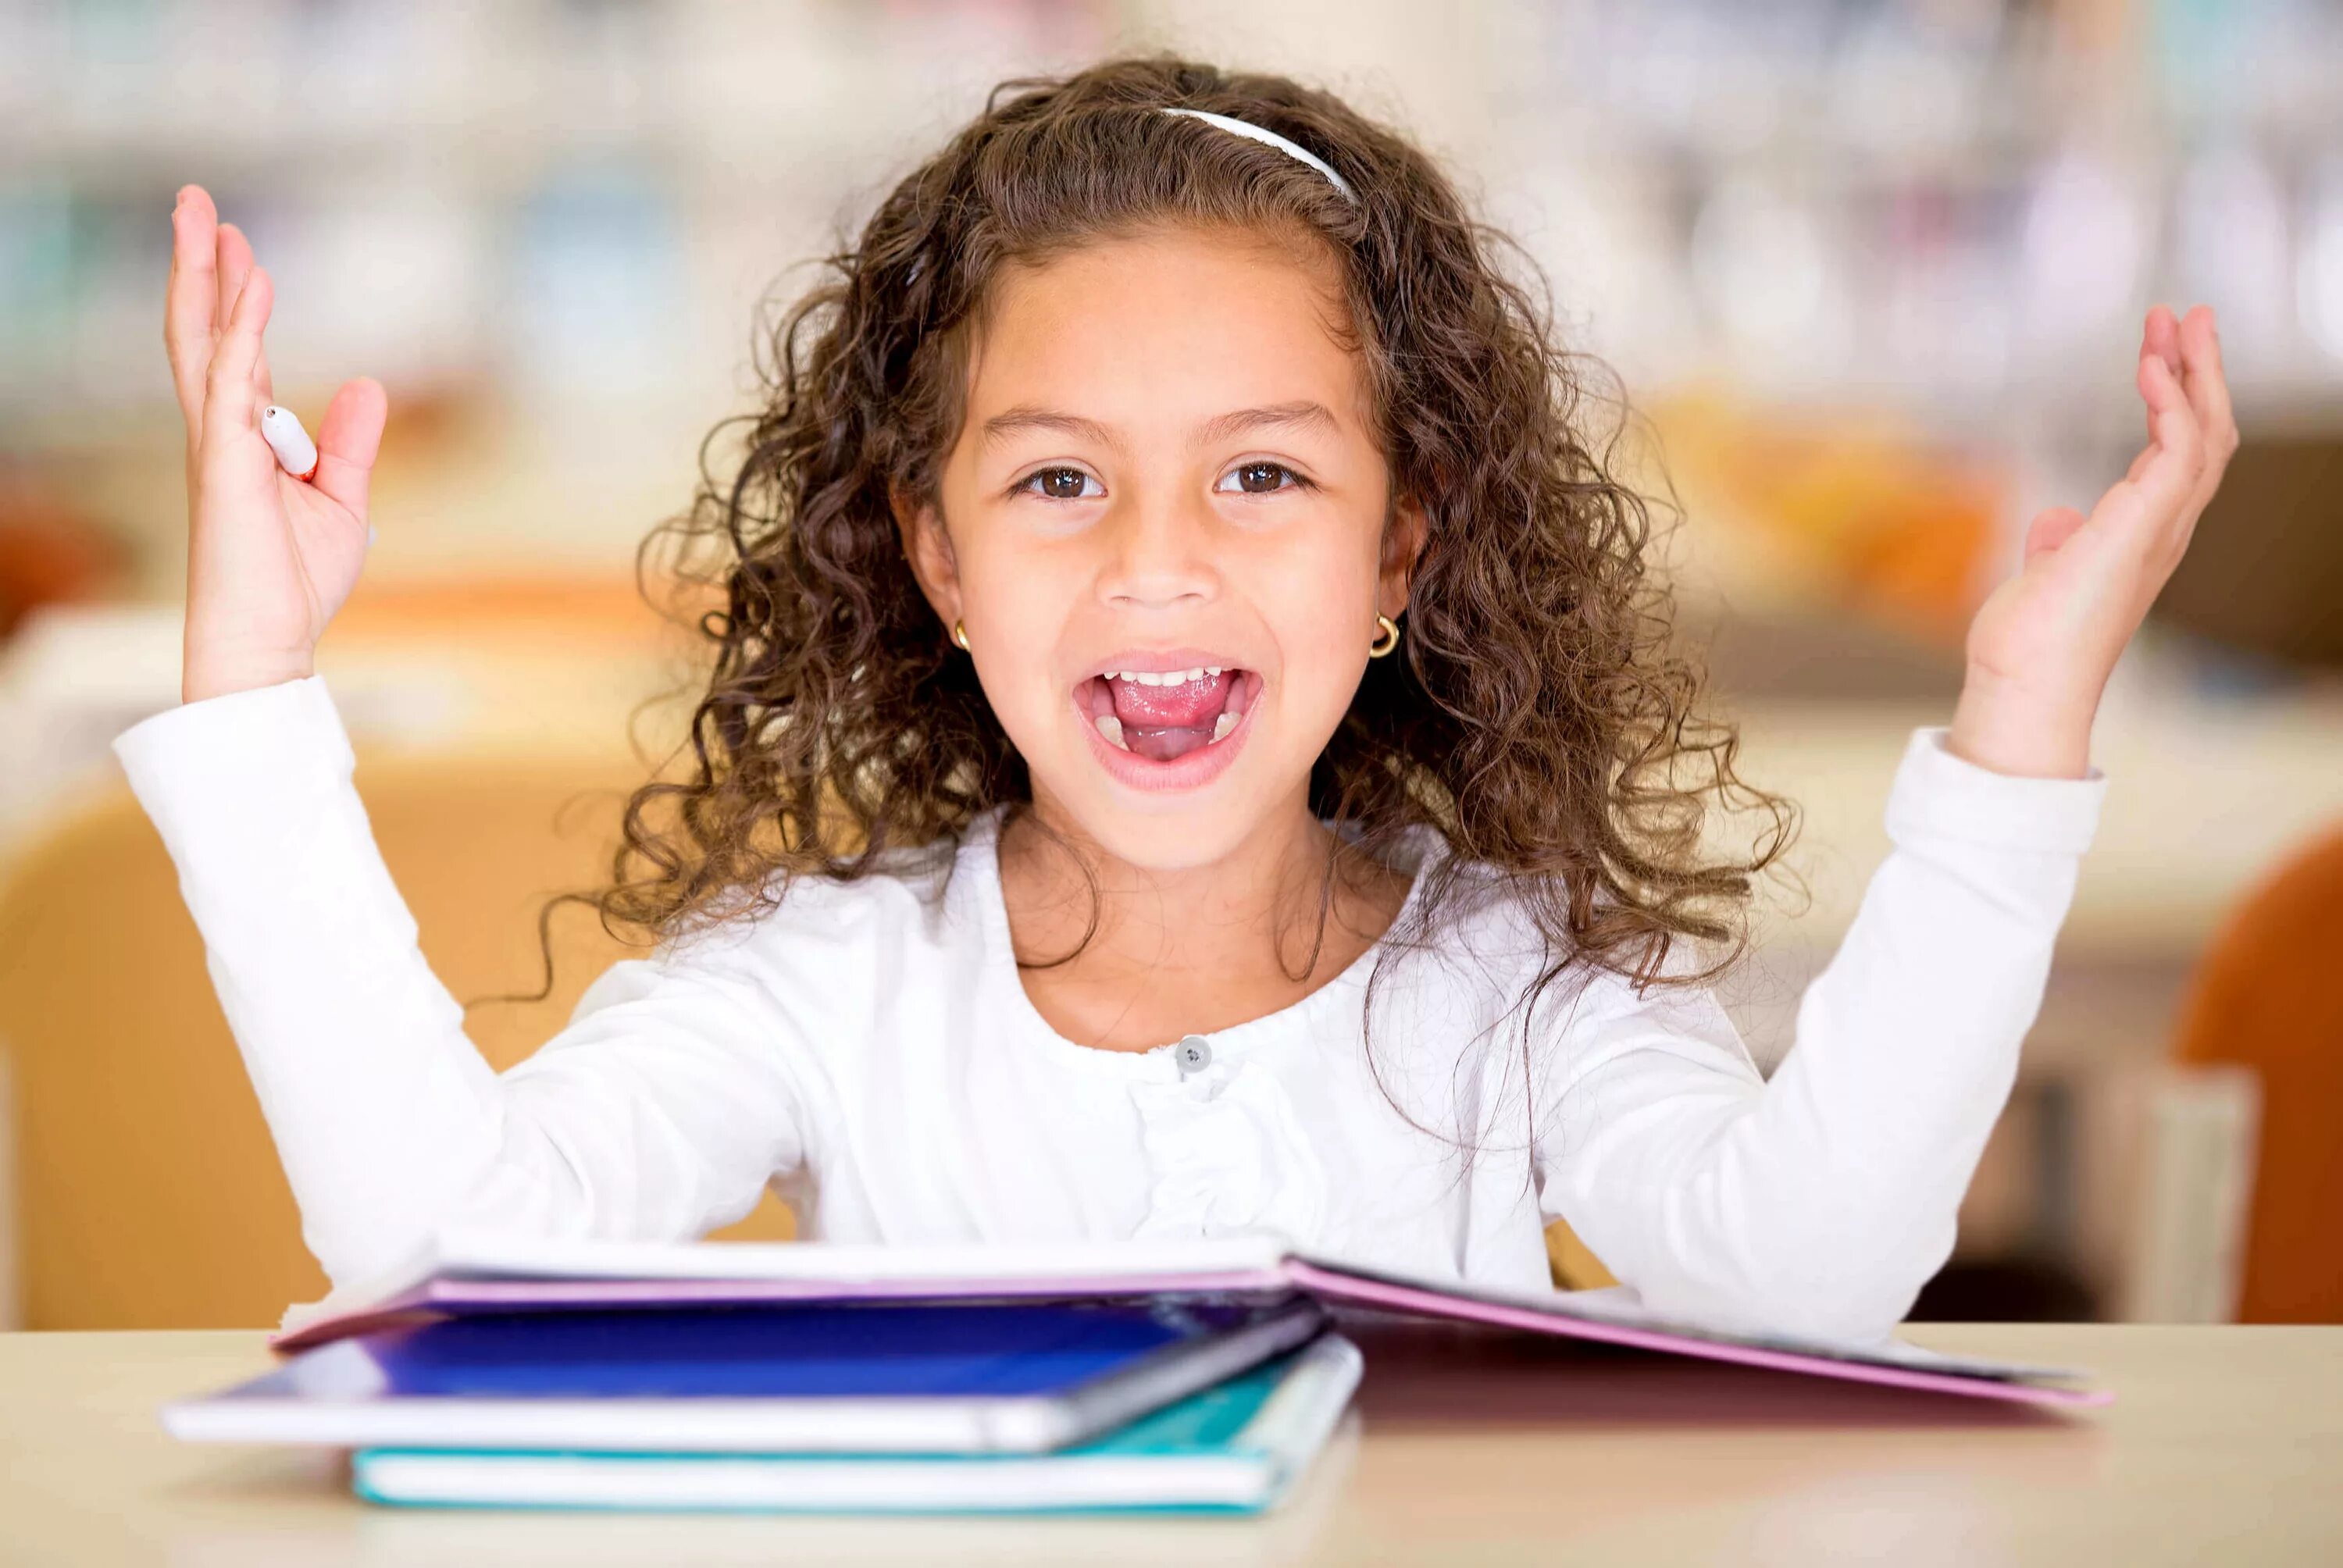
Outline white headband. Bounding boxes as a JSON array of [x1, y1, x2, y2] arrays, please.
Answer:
[[1159, 107, 1357, 203]]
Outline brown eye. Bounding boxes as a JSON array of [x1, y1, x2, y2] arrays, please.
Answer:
[[1019, 466, 1098, 501], [1219, 461, 1306, 495]]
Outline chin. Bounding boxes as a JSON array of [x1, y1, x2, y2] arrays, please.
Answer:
[[1055, 776, 1283, 871]]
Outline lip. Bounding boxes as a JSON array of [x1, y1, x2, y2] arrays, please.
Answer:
[[1072, 651, 1261, 795], [1075, 646, 1247, 682]]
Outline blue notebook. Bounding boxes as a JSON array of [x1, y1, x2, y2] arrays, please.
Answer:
[[163, 1296, 1327, 1456], [350, 1334, 1363, 1515]]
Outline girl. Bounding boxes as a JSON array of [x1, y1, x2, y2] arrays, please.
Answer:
[[132, 56, 2233, 1342]]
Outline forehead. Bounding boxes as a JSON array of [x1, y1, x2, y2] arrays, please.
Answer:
[[960, 224, 1371, 440]]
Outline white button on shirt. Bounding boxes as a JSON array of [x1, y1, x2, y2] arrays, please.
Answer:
[[111, 674, 2106, 1344]]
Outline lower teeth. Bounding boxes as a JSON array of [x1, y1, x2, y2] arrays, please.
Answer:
[[1211, 711, 1236, 741]]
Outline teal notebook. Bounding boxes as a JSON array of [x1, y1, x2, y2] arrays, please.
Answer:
[[351, 1332, 1361, 1515]]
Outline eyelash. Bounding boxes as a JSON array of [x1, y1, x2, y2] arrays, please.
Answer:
[[1011, 461, 1316, 501]]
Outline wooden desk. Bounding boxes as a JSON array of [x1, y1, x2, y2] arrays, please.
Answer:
[[2, 1322, 2338, 1565]]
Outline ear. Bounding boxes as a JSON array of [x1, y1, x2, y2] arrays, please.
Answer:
[[1376, 490, 1429, 621], [890, 479, 962, 633]]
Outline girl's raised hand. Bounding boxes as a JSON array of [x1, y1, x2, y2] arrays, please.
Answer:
[[1947, 304, 2238, 778], [166, 184, 387, 703]]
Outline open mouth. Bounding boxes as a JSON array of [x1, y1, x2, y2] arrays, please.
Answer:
[[1075, 665, 1260, 764]]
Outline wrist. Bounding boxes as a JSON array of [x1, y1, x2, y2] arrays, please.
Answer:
[[1948, 668, 2096, 779], [183, 650, 316, 705]]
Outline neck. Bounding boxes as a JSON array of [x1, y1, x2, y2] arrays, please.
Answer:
[[997, 785, 1407, 1052]]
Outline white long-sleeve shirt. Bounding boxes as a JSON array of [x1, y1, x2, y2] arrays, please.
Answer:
[[112, 673, 2106, 1343]]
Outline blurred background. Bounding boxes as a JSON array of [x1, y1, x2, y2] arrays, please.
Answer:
[[1, 0, 2338, 1331]]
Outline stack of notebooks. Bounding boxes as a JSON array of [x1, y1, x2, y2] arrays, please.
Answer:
[[163, 1232, 2110, 1515]]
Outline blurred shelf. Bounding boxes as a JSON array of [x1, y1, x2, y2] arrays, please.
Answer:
[[1721, 675, 2343, 964], [6, 0, 2342, 428]]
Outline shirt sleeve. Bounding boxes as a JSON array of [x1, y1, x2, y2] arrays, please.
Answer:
[[1531, 726, 2107, 1344], [112, 673, 818, 1291]]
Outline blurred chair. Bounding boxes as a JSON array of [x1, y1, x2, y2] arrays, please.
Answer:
[[0, 747, 795, 1331], [0, 472, 124, 642], [2127, 823, 2343, 1324]]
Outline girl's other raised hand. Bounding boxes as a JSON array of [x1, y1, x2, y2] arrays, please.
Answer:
[[165, 184, 387, 704], [1948, 304, 2239, 779]]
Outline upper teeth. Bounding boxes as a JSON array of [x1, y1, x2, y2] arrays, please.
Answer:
[[1107, 666, 1220, 686]]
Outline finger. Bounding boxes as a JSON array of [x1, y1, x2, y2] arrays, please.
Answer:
[[2142, 306, 2182, 451], [202, 264, 272, 452], [253, 318, 275, 413], [2117, 337, 2166, 485], [215, 220, 254, 338], [213, 221, 273, 407], [2143, 305, 2184, 380], [308, 376, 389, 516], [165, 187, 220, 434], [2023, 505, 2087, 564], [2129, 352, 2208, 526], [2178, 305, 2237, 471]]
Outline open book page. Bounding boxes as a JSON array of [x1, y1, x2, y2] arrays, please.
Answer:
[[1289, 1255, 2088, 1384], [276, 1231, 1296, 1344], [272, 1231, 2102, 1404]]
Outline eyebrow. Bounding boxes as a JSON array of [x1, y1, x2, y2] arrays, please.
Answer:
[[977, 400, 1342, 454]]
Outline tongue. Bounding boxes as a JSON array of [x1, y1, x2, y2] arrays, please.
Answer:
[[1110, 670, 1235, 729]]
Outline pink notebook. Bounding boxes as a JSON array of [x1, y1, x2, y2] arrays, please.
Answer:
[[273, 1231, 2109, 1409]]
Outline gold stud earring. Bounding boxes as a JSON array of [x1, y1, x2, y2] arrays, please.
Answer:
[[1368, 613, 1400, 658], [951, 619, 970, 650]]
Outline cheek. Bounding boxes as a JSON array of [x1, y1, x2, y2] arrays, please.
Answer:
[[1264, 529, 1378, 681], [956, 544, 1081, 725]]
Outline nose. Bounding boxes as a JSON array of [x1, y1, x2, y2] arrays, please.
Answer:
[[1096, 489, 1220, 612]]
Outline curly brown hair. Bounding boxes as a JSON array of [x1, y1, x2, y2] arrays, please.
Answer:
[[496, 52, 1795, 1134]]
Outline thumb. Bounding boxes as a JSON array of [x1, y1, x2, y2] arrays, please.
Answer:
[[309, 376, 388, 517], [2022, 505, 2087, 564]]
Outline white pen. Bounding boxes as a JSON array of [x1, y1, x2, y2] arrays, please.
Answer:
[[260, 403, 376, 547], [260, 404, 318, 481]]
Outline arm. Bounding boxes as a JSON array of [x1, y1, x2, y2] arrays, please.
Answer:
[[1534, 729, 2102, 1342], [147, 192, 820, 1290], [1539, 302, 2235, 1342], [113, 674, 815, 1290]]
